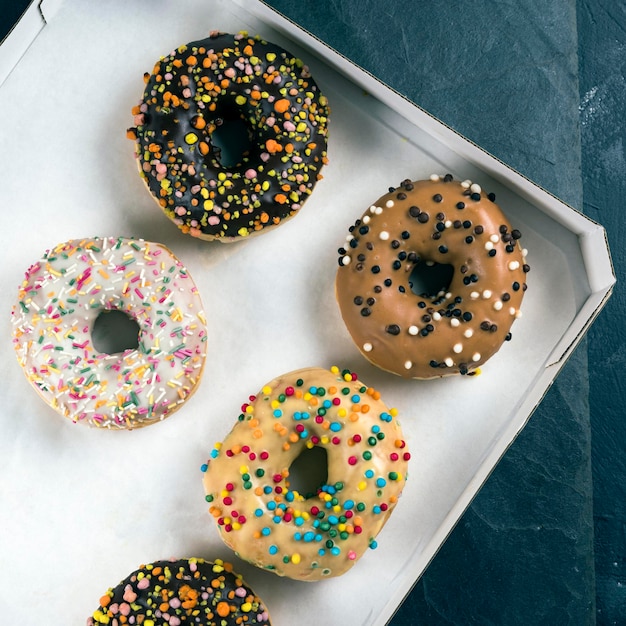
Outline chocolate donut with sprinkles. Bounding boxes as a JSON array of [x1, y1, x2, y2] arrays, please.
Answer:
[[335, 175, 529, 378], [11, 237, 207, 429], [87, 558, 271, 625], [128, 31, 330, 241], [201, 366, 409, 581]]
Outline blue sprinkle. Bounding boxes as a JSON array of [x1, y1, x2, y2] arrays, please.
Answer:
[[263, 486, 272, 494], [365, 469, 374, 478], [370, 540, 378, 549], [269, 545, 278, 555], [328, 515, 339, 525], [210, 449, 219, 458], [330, 422, 342, 432], [273, 515, 281, 523], [254, 508, 263, 517], [371, 425, 380, 434], [294, 532, 302, 541], [273, 409, 282, 418], [295, 517, 305, 527], [373, 505, 381, 514], [331, 547, 340, 556], [344, 500, 355, 510], [323, 399, 332, 409], [376, 477, 387, 488], [200, 463, 208, 472], [351, 394, 360, 403], [285, 491, 295, 502], [318, 548, 326, 556], [267, 501, 276, 511], [262, 527, 271, 536], [304, 531, 315, 542]]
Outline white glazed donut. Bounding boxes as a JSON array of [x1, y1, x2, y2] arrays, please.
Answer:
[[11, 237, 208, 429]]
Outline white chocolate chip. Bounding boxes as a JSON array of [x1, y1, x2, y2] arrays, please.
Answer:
[[374, 206, 383, 215], [515, 310, 523, 319], [340, 255, 351, 266], [453, 342, 463, 354], [490, 234, 500, 243], [445, 220, 452, 228], [385, 199, 394, 208], [379, 231, 389, 241], [472, 352, 481, 362], [482, 289, 492, 299], [404, 360, 412, 370], [470, 183, 482, 194], [445, 357, 454, 367], [470, 291, 480, 300], [369, 205, 377, 213], [432, 312, 441, 321], [509, 307, 517, 316], [450, 318, 460, 327], [362, 215, 371, 224], [508, 260, 520, 271], [461, 179, 471, 188], [464, 329, 473, 338], [363, 342, 373, 352], [430, 174, 440, 181], [493, 300, 503, 311], [485, 241, 494, 251], [408, 325, 419, 335]]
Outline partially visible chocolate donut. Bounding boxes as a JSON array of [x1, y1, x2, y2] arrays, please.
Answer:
[[87, 558, 271, 625], [335, 175, 529, 378], [129, 31, 330, 242]]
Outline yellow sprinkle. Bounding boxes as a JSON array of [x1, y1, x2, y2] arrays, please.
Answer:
[[390, 407, 399, 417], [291, 553, 301, 564], [235, 95, 247, 106], [239, 465, 249, 474], [262, 385, 272, 395], [245, 405, 254, 413], [357, 481, 367, 491], [266, 52, 276, 62], [330, 365, 339, 374], [184, 132, 198, 144]]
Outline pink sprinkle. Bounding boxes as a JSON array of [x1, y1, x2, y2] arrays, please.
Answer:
[[235, 587, 247, 598], [245, 168, 257, 179], [348, 550, 357, 561], [123, 585, 137, 602], [208, 215, 220, 226], [136, 578, 150, 590]]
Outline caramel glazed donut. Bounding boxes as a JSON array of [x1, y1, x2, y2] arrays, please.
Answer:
[[128, 31, 330, 242], [335, 175, 529, 378], [11, 237, 207, 429], [88, 558, 271, 625], [202, 366, 409, 581]]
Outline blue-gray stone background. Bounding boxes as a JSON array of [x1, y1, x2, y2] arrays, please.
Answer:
[[262, 1, 623, 624]]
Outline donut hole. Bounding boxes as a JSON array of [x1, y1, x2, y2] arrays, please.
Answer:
[[409, 261, 454, 298], [210, 114, 253, 168], [92, 309, 140, 355], [287, 446, 329, 498]]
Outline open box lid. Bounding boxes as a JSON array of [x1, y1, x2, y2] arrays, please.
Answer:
[[0, 1, 616, 625]]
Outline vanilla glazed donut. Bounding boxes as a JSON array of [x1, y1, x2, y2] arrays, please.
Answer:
[[11, 237, 207, 429], [335, 175, 529, 378], [128, 31, 330, 242], [87, 558, 271, 625], [201, 366, 409, 581]]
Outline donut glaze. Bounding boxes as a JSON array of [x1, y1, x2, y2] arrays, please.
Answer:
[[87, 558, 271, 625], [335, 175, 529, 378], [11, 237, 207, 429], [129, 31, 330, 242], [201, 366, 409, 581]]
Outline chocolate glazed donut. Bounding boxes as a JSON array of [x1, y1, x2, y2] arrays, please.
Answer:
[[335, 175, 529, 379], [129, 31, 330, 242]]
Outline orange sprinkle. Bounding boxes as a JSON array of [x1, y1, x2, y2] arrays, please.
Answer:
[[274, 98, 290, 113], [217, 601, 230, 617], [186, 55, 198, 66], [243, 44, 254, 56], [99, 595, 111, 608], [274, 193, 288, 204], [199, 141, 210, 156], [265, 138, 282, 154]]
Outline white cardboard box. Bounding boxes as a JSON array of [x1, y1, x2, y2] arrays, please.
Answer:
[[0, 1, 614, 625]]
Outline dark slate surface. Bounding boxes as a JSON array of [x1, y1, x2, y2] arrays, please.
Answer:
[[263, 0, 624, 624], [578, 1, 626, 624]]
